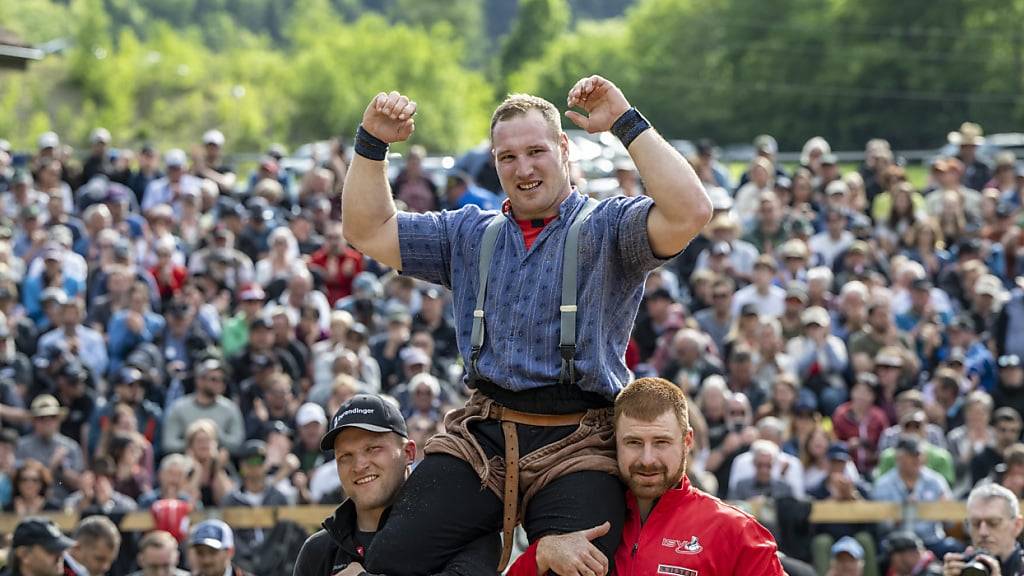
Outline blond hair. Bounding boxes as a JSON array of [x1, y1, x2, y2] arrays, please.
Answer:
[[490, 94, 561, 140]]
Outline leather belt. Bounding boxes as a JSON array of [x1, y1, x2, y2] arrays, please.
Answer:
[[488, 405, 586, 427], [489, 405, 586, 570]]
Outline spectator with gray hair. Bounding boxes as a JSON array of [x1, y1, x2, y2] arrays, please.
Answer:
[[138, 453, 199, 509], [729, 418, 806, 499], [729, 439, 795, 503], [942, 483, 1024, 575]]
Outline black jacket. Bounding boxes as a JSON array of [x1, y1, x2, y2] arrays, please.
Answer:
[[293, 500, 499, 576]]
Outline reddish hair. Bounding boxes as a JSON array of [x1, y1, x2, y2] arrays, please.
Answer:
[[615, 377, 689, 434]]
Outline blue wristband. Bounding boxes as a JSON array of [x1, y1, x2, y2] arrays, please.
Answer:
[[355, 125, 388, 161], [611, 107, 651, 149]]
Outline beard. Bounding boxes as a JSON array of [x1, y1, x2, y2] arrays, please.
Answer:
[[624, 455, 687, 500]]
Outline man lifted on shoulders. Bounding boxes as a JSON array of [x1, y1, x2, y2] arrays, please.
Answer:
[[342, 75, 712, 575]]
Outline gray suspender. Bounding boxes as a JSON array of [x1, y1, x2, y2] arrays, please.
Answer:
[[469, 197, 600, 384], [469, 213, 507, 376], [558, 197, 599, 384]]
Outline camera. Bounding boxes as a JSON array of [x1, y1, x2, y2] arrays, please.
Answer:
[[961, 549, 993, 576]]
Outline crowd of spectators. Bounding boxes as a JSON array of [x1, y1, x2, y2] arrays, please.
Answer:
[[0, 118, 1021, 575]]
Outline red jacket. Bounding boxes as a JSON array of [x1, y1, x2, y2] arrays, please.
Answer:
[[508, 477, 783, 576], [309, 247, 363, 306]]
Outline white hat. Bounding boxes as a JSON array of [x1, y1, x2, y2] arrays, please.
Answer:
[[295, 402, 327, 428], [202, 129, 225, 147], [707, 186, 733, 211], [825, 180, 849, 196], [164, 148, 187, 167], [90, 128, 111, 144], [37, 131, 59, 150]]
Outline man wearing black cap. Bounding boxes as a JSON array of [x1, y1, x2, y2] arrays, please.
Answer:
[[294, 394, 497, 576], [0, 517, 76, 576], [223, 440, 289, 565], [632, 287, 679, 362], [412, 287, 457, 363], [884, 531, 941, 575], [52, 360, 94, 446], [228, 313, 299, 387], [88, 366, 162, 457]]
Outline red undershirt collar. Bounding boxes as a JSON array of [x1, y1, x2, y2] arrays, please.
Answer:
[[502, 199, 557, 250]]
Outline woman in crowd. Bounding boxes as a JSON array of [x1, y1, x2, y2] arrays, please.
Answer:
[[3, 459, 58, 515], [184, 419, 237, 508]]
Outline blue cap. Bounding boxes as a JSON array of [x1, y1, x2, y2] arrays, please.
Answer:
[[831, 536, 864, 560], [189, 519, 234, 550]]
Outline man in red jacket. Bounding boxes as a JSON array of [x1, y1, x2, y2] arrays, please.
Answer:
[[508, 377, 784, 576]]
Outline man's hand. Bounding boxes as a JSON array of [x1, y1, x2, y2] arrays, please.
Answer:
[[362, 92, 416, 144], [565, 76, 631, 134], [944, 549, 1002, 576], [536, 522, 610, 576]]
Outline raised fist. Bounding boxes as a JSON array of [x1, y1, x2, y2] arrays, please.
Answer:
[[565, 75, 631, 134], [362, 91, 417, 144]]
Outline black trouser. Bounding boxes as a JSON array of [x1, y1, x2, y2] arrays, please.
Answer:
[[364, 420, 626, 576]]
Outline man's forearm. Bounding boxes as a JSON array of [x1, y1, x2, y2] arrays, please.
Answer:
[[341, 154, 401, 269], [342, 156, 395, 240]]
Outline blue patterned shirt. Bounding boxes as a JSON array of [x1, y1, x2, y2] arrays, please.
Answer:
[[397, 189, 667, 398]]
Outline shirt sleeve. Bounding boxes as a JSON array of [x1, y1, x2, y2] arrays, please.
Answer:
[[614, 196, 674, 275], [396, 211, 455, 288], [730, 517, 785, 576], [504, 541, 540, 576]]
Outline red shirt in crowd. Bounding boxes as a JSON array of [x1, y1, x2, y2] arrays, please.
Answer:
[[508, 477, 784, 576], [831, 402, 890, 474], [310, 246, 363, 306], [149, 264, 188, 300]]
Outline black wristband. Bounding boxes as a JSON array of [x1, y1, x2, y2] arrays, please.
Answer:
[[355, 125, 388, 161], [610, 107, 651, 149]]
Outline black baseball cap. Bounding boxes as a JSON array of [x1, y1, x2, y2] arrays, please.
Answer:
[[114, 366, 146, 386], [320, 394, 408, 451], [885, 531, 923, 554], [239, 439, 267, 461], [12, 517, 75, 552]]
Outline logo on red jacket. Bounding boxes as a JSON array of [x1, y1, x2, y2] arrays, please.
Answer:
[[657, 565, 698, 576], [662, 536, 703, 555]]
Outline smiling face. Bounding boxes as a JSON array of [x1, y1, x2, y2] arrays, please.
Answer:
[[492, 109, 571, 220], [334, 427, 414, 522], [616, 411, 690, 504]]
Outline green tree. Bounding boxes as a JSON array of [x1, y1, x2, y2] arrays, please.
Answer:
[[286, 9, 494, 152], [498, 0, 570, 86], [390, 0, 486, 65], [508, 19, 633, 122]]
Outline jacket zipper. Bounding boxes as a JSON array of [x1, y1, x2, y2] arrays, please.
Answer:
[[630, 542, 639, 576]]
